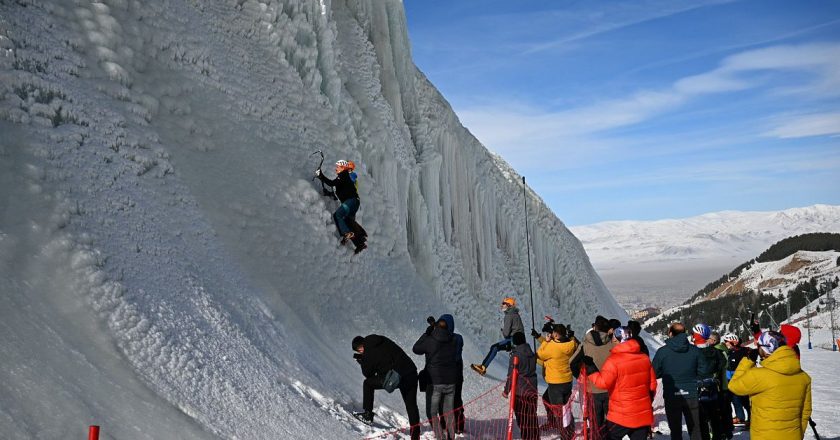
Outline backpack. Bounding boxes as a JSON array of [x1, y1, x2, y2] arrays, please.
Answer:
[[697, 377, 719, 402]]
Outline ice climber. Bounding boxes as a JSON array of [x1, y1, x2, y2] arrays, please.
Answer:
[[352, 335, 421, 439], [470, 297, 524, 376], [316, 159, 366, 253], [728, 331, 812, 440], [583, 326, 657, 440]]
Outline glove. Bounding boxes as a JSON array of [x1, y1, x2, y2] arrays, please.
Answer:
[[314, 169, 321, 177], [567, 328, 575, 339], [747, 348, 759, 362], [531, 328, 540, 339], [427, 316, 436, 326], [353, 352, 362, 363], [425, 325, 434, 336], [582, 355, 599, 373]]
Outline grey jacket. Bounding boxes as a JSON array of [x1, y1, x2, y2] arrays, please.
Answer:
[[501, 307, 525, 338]]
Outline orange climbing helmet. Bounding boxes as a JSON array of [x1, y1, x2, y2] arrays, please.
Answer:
[[335, 159, 356, 173], [501, 297, 516, 307]]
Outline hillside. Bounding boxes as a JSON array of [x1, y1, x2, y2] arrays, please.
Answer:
[[570, 205, 840, 309], [645, 234, 840, 338], [0, 0, 625, 438]]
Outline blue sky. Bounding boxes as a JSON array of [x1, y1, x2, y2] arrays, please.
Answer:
[[403, 0, 840, 226]]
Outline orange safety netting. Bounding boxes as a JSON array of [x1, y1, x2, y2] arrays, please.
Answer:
[[364, 369, 607, 440]]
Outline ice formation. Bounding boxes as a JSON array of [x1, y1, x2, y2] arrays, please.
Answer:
[[0, 0, 625, 437]]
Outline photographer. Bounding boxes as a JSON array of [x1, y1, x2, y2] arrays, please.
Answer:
[[536, 323, 579, 433], [413, 316, 460, 440], [352, 335, 420, 440]]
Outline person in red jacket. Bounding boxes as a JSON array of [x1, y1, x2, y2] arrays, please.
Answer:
[[583, 326, 657, 440]]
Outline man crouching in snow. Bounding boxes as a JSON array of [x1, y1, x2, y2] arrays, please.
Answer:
[[352, 334, 420, 440]]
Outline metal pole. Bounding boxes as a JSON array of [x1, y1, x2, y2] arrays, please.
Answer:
[[806, 290, 813, 350], [829, 282, 837, 351], [785, 289, 790, 323], [522, 176, 537, 351]]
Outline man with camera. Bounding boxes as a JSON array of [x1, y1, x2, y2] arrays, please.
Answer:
[[413, 315, 461, 439], [352, 334, 420, 439]]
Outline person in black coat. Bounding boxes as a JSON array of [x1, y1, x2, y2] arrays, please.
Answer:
[[504, 332, 539, 440], [413, 317, 460, 440], [316, 160, 362, 245], [627, 320, 650, 355], [352, 335, 420, 439]]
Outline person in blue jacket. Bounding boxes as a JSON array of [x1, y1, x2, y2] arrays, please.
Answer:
[[652, 322, 707, 440]]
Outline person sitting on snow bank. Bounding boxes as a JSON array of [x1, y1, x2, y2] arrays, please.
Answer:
[[315, 160, 363, 247], [470, 297, 524, 376]]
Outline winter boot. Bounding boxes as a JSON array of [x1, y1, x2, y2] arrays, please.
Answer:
[[353, 411, 374, 425], [354, 242, 367, 254], [340, 231, 355, 245], [470, 363, 486, 376]]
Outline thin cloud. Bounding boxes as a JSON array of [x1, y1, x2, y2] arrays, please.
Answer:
[[766, 112, 840, 138]]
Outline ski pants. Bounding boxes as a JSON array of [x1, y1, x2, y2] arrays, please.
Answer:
[[664, 396, 701, 440], [543, 382, 574, 429], [429, 384, 456, 440], [334, 197, 359, 236], [607, 421, 650, 440], [480, 338, 512, 367], [454, 375, 465, 433], [363, 371, 421, 440], [718, 391, 734, 436], [699, 398, 722, 440], [513, 392, 539, 440]]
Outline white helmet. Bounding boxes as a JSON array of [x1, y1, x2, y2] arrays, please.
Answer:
[[335, 159, 349, 168], [722, 333, 739, 344]]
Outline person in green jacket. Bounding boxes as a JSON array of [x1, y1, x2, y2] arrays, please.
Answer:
[[652, 323, 706, 440], [710, 332, 733, 438]]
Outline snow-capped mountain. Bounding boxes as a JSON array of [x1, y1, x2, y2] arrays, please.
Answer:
[[571, 205, 840, 271], [570, 205, 840, 270], [569, 205, 840, 310], [0, 0, 624, 438]]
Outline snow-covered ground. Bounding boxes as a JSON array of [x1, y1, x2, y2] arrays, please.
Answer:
[[0, 0, 626, 438], [570, 205, 840, 309]]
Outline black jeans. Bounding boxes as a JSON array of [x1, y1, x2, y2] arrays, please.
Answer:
[[593, 392, 610, 436], [363, 371, 421, 440], [699, 398, 723, 440], [608, 421, 650, 440], [514, 393, 539, 440], [664, 396, 701, 440]]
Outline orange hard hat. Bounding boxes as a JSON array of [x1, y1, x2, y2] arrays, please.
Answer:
[[502, 297, 516, 307]]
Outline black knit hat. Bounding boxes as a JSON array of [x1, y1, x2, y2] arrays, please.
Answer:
[[512, 331, 527, 346], [352, 336, 365, 351], [594, 315, 610, 332]]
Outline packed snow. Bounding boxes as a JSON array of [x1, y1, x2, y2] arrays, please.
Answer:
[[0, 0, 626, 438]]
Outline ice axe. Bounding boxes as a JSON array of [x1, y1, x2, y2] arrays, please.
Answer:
[[311, 150, 337, 200], [809, 417, 821, 440]]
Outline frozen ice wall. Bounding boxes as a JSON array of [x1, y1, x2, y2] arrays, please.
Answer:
[[0, 0, 625, 437]]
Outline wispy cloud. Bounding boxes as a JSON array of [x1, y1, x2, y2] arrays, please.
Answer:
[[458, 42, 840, 161], [766, 112, 840, 138], [522, 0, 735, 54]]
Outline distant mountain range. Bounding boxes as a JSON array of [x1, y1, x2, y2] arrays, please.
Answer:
[[571, 204, 840, 272]]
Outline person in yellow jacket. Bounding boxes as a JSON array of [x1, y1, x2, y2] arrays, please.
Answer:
[[728, 331, 811, 440], [536, 323, 579, 433]]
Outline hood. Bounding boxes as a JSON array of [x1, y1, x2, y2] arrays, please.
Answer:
[[761, 345, 803, 376], [700, 345, 718, 359], [431, 326, 453, 343], [439, 314, 455, 335], [584, 329, 609, 347], [505, 307, 520, 314], [780, 324, 802, 347], [664, 333, 691, 353], [512, 342, 534, 358], [611, 339, 641, 355], [364, 334, 386, 349]]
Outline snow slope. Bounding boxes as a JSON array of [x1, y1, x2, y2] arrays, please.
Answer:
[[0, 0, 625, 438]]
